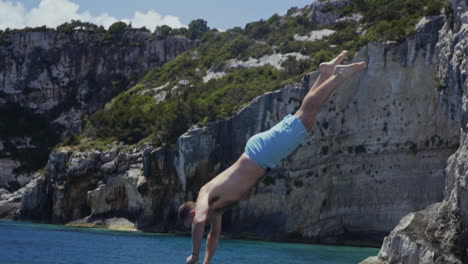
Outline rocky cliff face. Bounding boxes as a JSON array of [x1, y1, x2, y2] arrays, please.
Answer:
[[361, 1, 468, 263], [17, 145, 147, 224], [308, 0, 353, 25], [13, 142, 183, 231], [0, 28, 196, 192], [170, 15, 459, 246], [9, 15, 462, 246]]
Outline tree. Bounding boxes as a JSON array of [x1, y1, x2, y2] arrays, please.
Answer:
[[171, 27, 188, 36], [187, 19, 209, 40], [102, 21, 128, 44], [156, 25, 172, 37], [108, 21, 128, 35], [57, 20, 98, 32]]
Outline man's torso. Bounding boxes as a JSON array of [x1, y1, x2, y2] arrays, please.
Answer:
[[198, 153, 265, 213]]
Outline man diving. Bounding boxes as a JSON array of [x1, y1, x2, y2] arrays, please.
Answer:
[[179, 50, 367, 264]]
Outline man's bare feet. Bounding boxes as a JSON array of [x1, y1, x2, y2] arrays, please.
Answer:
[[333, 62, 367, 80], [319, 50, 349, 79]]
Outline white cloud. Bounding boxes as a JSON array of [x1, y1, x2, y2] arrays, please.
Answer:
[[0, 0, 186, 30], [123, 10, 185, 30], [0, 1, 26, 29]]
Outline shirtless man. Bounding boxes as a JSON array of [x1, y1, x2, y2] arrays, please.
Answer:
[[178, 50, 366, 264]]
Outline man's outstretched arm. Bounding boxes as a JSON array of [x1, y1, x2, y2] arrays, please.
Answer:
[[187, 198, 209, 264], [202, 213, 222, 264]]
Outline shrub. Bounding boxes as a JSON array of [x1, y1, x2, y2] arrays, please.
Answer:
[[224, 35, 252, 57], [171, 27, 188, 36], [246, 43, 274, 59], [322, 3, 335, 13], [329, 23, 359, 44], [312, 50, 333, 67], [61, 133, 81, 146], [425, 0, 443, 16], [281, 56, 312, 76], [245, 20, 271, 39], [267, 14, 281, 24], [286, 7, 299, 16]]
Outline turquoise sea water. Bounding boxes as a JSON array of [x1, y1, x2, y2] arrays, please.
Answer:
[[0, 219, 378, 264]]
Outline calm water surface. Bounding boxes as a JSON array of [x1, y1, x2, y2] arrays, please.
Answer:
[[0, 219, 378, 264]]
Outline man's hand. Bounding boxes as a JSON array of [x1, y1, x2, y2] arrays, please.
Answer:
[[186, 254, 199, 264]]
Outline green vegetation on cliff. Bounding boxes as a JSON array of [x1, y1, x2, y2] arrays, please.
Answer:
[[65, 0, 445, 149], [330, 0, 443, 42], [0, 19, 204, 47]]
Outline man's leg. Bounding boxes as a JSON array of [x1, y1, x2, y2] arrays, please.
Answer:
[[295, 55, 366, 132], [311, 50, 350, 91]]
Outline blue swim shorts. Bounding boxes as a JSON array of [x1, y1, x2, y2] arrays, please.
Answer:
[[245, 114, 309, 169]]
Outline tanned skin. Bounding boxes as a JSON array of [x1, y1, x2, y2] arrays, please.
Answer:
[[185, 51, 366, 264]]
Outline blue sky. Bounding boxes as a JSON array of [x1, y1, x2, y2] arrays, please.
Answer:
[[0, 0, 315, 30]]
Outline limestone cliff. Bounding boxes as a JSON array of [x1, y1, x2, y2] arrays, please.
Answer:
[[168, 16, 459, 245], [11, 15, 461, 246], [361, 1, 468, 263], [0, 27, 196, 192]]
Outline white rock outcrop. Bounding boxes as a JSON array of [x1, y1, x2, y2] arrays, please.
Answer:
[[294, 29, 336, 42], [227, 53, 310, 70]]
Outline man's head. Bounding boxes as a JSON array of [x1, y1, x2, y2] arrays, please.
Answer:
[[178, 201, 196, 228]]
